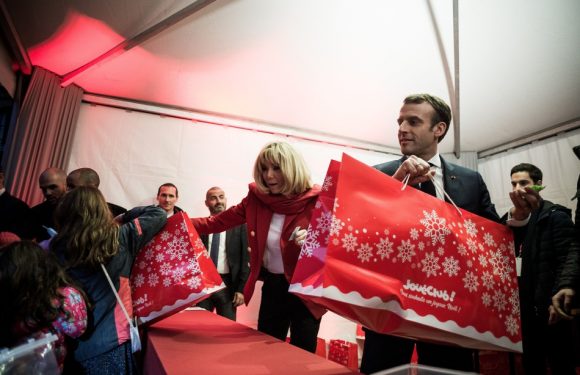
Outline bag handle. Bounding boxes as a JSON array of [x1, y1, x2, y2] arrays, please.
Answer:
[[401, 173, 462, 216], [100, 263, 135, 327], [100, 263, 141, 354]]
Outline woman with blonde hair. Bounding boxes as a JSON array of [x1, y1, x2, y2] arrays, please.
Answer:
[[192, 141, 324, 352], [51, 186, 166, 374]]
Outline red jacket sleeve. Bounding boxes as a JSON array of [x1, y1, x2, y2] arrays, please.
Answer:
[[191, 196, 248, 234]]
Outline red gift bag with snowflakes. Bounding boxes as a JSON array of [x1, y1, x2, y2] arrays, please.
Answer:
[[130, 211, 225, 325], [290, 154, 522, 352]]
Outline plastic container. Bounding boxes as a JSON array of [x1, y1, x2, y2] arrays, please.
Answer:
[[0, 333, 59, 375]]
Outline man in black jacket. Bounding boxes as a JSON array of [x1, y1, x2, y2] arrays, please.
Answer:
[[0, 166, 34, 239], [508, 163, 579, 375], [31, 167, 67, 240]]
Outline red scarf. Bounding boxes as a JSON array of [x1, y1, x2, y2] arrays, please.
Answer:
[[248, 183, 321, 214]]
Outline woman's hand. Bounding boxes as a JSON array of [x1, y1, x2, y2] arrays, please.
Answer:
[[293, 228, 307, 247], [232, 292, 245, 307]]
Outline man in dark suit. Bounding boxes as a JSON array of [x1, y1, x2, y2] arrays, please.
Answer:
[[0, 166, 34, 239], [360, 94, 500, 373], [31, 167, 67, 240], [197, 186, 249, 321], [67, 167, 127, 217]]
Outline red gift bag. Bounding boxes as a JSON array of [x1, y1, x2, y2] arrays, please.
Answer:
[[290, 154, 522, 352], [478, 351, 514, 375], [131, 211, 225, 324], [328, 339, 358, 370]]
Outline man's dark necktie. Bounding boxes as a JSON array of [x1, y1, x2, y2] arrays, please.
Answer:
[[210, 232, 220, 266], [419, 179, 437, 197]]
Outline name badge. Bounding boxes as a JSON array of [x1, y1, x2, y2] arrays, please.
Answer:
[[515, 257, 522, 277]]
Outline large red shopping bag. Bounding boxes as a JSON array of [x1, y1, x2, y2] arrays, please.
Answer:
[[290, 154, 522, 352], [131, 211, 225, 325]]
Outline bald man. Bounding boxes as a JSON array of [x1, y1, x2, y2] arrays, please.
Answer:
[[196, 187, 249, 321], [66, 167, 100, 190], [67, 167, 126, 217], [31, 167, 67, 240]]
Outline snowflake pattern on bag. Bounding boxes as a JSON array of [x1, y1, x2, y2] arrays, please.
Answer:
[[133, 226, 204, 290], [131, 212, 223, 323], [299, 171, 521, 339]]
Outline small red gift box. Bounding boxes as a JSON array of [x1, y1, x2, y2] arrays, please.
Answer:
[[328, 339, 358, 370], [131, 212, 224, 324]]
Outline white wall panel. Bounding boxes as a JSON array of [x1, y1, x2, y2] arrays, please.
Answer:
[[67, 102, 398, 340], [479, 128, 580, 217], [68, 103, 396, 216]]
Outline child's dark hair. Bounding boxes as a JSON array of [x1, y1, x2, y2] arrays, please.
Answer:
[[0, 241, 87, 347]]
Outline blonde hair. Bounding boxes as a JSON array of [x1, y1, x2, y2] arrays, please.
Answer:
[[52, 187, 119, 268], [253, 142, 312, 196]]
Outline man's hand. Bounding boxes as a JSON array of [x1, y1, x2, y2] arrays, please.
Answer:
[[548, 305, 561, 325], [550, 288, 576, 323], [508, 186, 541, 220], [392, 155, 435, 186], [233, 292, 245, 307]]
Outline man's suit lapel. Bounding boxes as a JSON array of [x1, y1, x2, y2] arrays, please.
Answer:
[[390, 157, 404, 174], [440, 157, 459, 203], [224, 229, 230, 257], [397, 156, 405, 166], [224, 228, 236, 259]]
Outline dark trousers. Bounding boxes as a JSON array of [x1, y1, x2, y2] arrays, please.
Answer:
[[64, 341, 138, 375], [521, 311, 576, 375], [196, 273, 236, 321], [360, 329, 476, 374], [257, 269, 321, 353]]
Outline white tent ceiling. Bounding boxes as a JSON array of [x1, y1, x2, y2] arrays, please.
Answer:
[[3, 0, 579, 154]]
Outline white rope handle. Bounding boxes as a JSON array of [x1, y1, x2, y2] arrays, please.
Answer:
[[100, 263, 136, 328], [101, 263, 141, 353], [428, 174, 462, 216], [401, 173, 411, 190], [401, 173, 463, 216]]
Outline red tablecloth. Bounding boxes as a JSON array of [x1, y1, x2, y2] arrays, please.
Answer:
[[144, 309, 357, 374]]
